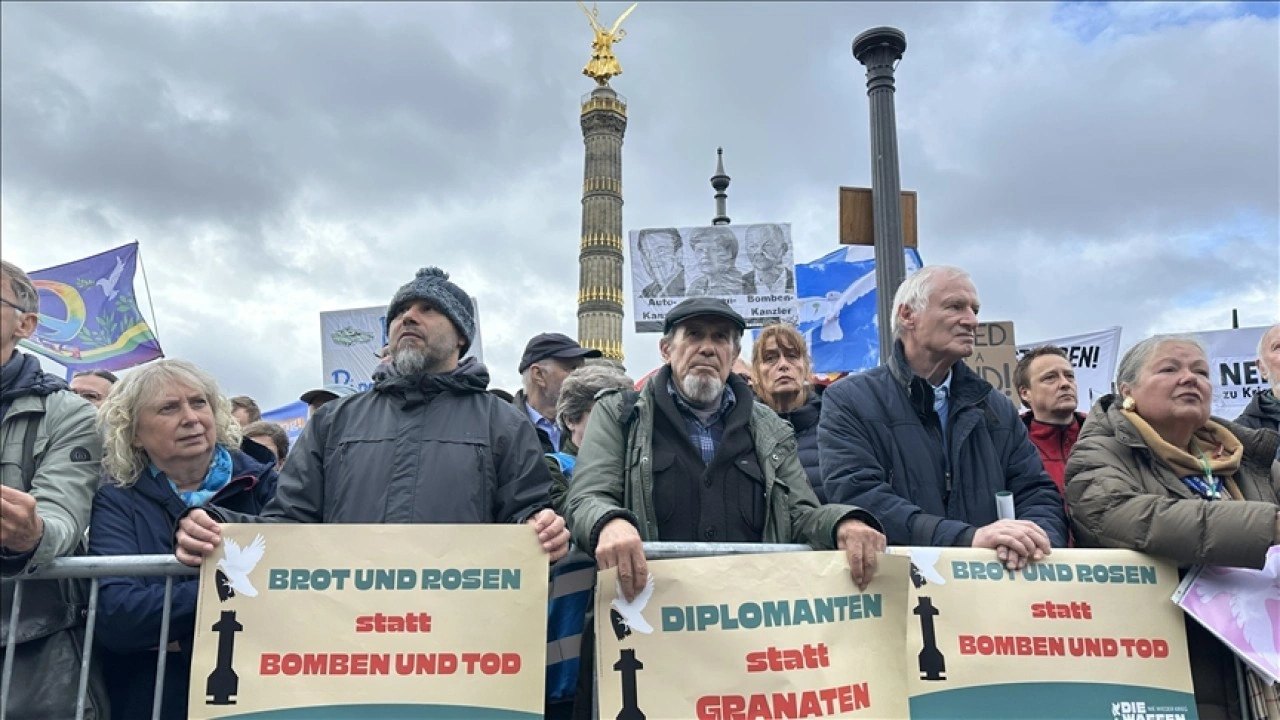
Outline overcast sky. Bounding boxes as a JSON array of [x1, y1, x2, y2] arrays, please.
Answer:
[[2, 1, 1276, 410]]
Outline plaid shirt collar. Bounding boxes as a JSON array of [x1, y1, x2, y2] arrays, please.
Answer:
[[666, 376, 736, 426], [666, 376, 736, 464]]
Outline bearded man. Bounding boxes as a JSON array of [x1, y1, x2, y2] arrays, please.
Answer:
[[176, 267, 569, 566]]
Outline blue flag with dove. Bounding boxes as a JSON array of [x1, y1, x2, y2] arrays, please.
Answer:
[[789, 246, 923, 374]]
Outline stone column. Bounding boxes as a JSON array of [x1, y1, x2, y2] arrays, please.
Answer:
[[577, 86, 628, 361]]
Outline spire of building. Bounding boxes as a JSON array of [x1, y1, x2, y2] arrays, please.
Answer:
[[711, 147, 731, 226]]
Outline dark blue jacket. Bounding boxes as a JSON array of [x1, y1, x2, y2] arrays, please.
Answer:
[[818, 341, 1068, 548], [88, 443, 277, 720]]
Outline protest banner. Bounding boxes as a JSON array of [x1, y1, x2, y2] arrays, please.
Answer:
[[1173, 546, 1280, 685], [189, 525, 546, 719], [320, 300, 483, 390], [1017, 327, 1122, 413], [630, 223, 797, 332], [22, 241, 164, 371], [889, 548, 1196, 720], [595, 551, 911, 719], [1176, 326, 1268, 419], [963, 322, 1018, 404]]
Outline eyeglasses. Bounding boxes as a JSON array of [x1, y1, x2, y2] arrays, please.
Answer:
[[0, 297, 34, 314]]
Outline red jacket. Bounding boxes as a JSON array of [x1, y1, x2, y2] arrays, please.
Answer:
[[1021, 412, 1086, 493]]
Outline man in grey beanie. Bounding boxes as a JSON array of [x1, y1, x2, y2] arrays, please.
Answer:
[[175, 267, 569, 563]]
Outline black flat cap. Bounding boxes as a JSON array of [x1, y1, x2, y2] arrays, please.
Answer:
[[663, 297, 747, 334], [518, 333, 602, 373]]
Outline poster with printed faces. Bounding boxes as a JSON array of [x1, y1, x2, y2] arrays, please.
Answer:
[[629, 223, 797, 332]]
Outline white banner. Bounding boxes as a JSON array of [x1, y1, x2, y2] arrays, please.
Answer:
[[320, 300, 483, 391], [629, 222, 797, 332], [1180, 326, 1268, 420], [1017, 327, 1123, 414]]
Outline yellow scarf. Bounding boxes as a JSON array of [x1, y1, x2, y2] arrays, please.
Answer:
[[1121, 409, 1244, 498]]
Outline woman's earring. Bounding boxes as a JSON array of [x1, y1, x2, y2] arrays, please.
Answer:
[[1121, 396, 1137, 412]]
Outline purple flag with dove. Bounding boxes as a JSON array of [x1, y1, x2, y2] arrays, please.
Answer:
[[21, 241, 164, 372]]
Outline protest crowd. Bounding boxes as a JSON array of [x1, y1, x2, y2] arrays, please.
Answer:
[[1, 256, 1279, 720]]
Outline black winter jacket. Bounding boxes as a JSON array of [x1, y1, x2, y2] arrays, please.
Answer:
[[776, 389, 824, 502], [1235, 389, 1280, 433], [207, 358, 552, 526]]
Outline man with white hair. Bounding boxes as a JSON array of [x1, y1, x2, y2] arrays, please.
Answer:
[[819, 266, 1068, 571], [1236, 323, 1280, 432]]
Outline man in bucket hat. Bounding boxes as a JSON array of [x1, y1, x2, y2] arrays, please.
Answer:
[[176, 267, 569, 562]]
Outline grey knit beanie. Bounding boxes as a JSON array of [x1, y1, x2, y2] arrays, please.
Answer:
[[385, 267, 476, 356]]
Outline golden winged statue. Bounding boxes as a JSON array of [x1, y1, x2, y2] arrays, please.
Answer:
[[578, 1, 638, 86]]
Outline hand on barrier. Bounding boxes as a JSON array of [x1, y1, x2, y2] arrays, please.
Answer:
[[972, 519, 1051, 571], [175, 508, 223, 567], [595, 518, 647, 602], [528, 509, 570, 562], [0, 485, 43, 554], [836, 518, 886, 592]]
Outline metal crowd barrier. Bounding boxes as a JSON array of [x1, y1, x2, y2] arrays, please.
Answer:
[[1, 555, 197, 720], [0, 542, 811, 720]]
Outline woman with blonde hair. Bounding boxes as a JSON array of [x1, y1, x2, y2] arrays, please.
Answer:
[[88, 359, 278, 720], [1066, 335, 1280, 720], [751, 323, 827, 501]]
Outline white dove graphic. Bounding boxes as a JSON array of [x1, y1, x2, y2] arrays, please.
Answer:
[[217, 534, 267, 598], [909, 548, 948, 586], [610, 575, 656, 635], [796, 247, 923, 345], [95, 257, 126, 300], [1193, 550, 1280, 676]]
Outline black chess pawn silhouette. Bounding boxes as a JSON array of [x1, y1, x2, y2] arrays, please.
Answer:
[[914, 596, 946, 681], [614, 648, 646, 720], [206, 611, 244, 705]]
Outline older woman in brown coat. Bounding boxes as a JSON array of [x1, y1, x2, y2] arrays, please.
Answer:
[[1066, 334, 1280, 720]]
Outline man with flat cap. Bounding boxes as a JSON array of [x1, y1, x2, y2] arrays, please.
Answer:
[[516, 333, 602, 454], [569, 297, 886, 595], [176, 267, 570, 566]]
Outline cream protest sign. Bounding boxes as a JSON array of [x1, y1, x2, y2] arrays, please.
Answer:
[[188, 524, 547, 719], [964, 322, 1018, 404], [595, 551, 911, 719], [891, 547, 1197, 720]]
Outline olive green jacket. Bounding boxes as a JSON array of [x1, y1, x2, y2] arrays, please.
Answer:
[[567, 372, 878, 553]]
